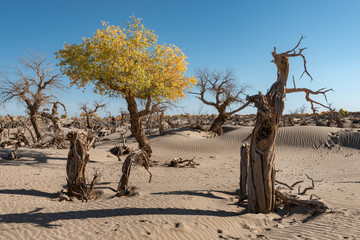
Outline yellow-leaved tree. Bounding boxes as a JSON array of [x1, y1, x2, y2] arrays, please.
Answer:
[[56, 16, 196, 156]]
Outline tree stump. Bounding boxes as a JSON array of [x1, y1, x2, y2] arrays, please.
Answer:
[[239, 143, 249, 202], [65, 131, 97, 201]]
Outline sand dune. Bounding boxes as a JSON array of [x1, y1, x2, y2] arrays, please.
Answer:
[[0, 126, 359, 239]]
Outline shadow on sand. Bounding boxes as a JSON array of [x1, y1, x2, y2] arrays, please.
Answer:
[[0, 207, 240, 228], [0, 189, 58, 199], [152, 189, 240, 201], [0, 149, 67, 166]]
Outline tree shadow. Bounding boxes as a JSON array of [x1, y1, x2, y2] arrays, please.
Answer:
[[0, 149, 67, 166], [0, 189, 58, 199], [0, 207, 240, 228], [152, 189, 239, 201]]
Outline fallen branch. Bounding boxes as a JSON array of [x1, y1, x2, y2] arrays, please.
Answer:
[[168, 157, 199, 168], [275, 180, 294, 190], [291, 180, 304, 188], [299, 186, 314, 195], [276, 190, 327, 214], [305, 174, 315, 187]]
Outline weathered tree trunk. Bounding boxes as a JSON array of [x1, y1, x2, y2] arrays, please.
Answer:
[[239, 143, 250, 202], [30, 113, 43, 142], [159, 111, 165, 135], [66, 131, 97, 200], [53, 119, 66, 148], [117, 148, 151, 197], [125, 96, 152, 157], [0, 127, 4, 143], [247, 53, 289, 213], [209, 112, 227, 135], [85, 114, 91, 129]]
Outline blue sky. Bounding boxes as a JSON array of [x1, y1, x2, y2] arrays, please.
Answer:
[[1, 0, 359, 117]]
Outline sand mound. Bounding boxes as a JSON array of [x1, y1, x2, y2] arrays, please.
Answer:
[[1, 125, 360, 239], [275, 126, 339, 148], [328, 129, 360, 149]]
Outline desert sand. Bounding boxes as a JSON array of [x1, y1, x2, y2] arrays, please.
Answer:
[[0, 125, 359, 239]]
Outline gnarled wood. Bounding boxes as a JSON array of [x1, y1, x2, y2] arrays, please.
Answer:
[[247, 37, 312, 213], [41, 102, 67, 149], [116, 148, 152, 197], [65, 131, 97, 201]]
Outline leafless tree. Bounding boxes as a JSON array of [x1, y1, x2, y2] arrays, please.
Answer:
[[0, 53, 64, 143], [246, 36, 329, 213], [79, 101, 106, 129], [192, 68, 250, 135], [40, 101, 67, 148]]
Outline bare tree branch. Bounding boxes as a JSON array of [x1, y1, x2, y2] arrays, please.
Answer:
[[192, 68, 250, 134], [0, 53, 64, 143]]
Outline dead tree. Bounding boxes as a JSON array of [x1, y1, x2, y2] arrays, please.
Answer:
[[239, 143, 250, 203], [191, 68, 250, 135], [110, 129, 130, 161], [0, 126, 4, 144], [0, 53, 64, 143], [286, 87, 333, 126], [116, 147, 152, 197], [80, 102, 106, 129], [158, 111, 165, 135], [16, 116, 37, 144], [120, 111, 129, 126], [168, 157, 199, 168], [41, 101, 67, 148], [65, 131, 97, 201], [246, 37, 329, 213], [166, 117, 177, 134]]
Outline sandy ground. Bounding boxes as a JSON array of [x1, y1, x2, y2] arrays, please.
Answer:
[[0, 126, 359, 239]]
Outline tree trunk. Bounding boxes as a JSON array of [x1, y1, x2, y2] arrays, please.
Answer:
[[53, 118, 66, 148], [66, 131, 97, 200], [125, 96, 152, 157], [85, 114, 91, 129], [209, 112, 227, 135], [117, 148, 151, 196], [159, 111, 165, 135], [0, 127, 4, 143], [239, 143, 250, 202], [247, 53, 289, 213], [29, 113, 43, 142]]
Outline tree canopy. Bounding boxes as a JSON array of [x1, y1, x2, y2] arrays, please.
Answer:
[[56, 16, 196, 102]]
